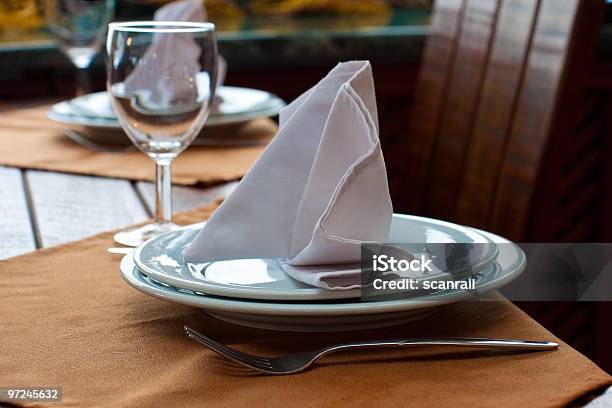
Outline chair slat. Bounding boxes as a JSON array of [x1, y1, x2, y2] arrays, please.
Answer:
[[405, 0, 605, 241], [490, 0, 604, 240], [455, 0, 540, 229], [401, 0, 465, 212], [424, 0, 502, 219]]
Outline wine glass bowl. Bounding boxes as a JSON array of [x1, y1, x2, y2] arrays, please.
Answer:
[[45, 0, 115, 94], [108, 81, 211, 159], [106, 21, 218, 247]]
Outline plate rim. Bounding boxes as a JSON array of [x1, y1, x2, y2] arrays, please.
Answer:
[[122, 234, 523, 317], [47, 86, 287, 128], [132, 214, 499, 301], [120, 250, 519, 316]]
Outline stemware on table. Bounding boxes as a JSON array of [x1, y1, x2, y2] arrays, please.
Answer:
[[45, 0, 115, 96], [106, 21, 218, 246]]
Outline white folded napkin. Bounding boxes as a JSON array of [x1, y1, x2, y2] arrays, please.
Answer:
[[123, 0, 227, 106], [184, 61, 393, 288]]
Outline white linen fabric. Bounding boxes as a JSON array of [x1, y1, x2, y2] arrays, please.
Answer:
[[123, 0, 227, 105], [184, 61, 393, 288]]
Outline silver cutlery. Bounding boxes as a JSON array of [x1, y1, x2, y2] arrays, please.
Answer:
[[184, 326, 558, 375]]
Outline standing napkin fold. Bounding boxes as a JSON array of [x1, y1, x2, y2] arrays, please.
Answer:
[[123, 0, 227, 105], [185, 61, 393, 275]]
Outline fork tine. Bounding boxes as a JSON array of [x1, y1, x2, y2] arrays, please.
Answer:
[[203, 338, 272, 365], [186, 330, 250, 362], [187, 332, 265, 368], [185, 328, 274, 370], [197, 337, 272, 368], [184, 327, 272, 364], [185, 327, 251, 360]]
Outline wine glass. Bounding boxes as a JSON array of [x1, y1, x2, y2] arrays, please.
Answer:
[[45, 0, 115, 96], [106, 21, 218, 247]]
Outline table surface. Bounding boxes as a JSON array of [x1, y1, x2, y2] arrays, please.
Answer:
[[0, 164, 609, 406], [0, 165, 236, 259]]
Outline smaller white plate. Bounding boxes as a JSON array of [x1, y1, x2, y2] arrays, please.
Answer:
[[133, 214, 499, 301], [47, 86, 286, 128]]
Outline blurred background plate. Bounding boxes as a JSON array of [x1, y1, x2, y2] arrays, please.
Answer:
[[47, 86, 286, 128]]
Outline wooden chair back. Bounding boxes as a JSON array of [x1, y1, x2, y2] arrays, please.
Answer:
[[398, 0, 605, 241]]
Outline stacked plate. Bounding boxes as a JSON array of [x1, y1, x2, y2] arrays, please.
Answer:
[[48, 87, 286, 145], [121, 214, 526, 332]]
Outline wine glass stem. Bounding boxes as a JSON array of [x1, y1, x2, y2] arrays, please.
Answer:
[[76, 67, 91, 97], [155, 160, 173, 224]]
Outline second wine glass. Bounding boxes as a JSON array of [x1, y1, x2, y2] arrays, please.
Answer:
[[46, 0, 115, 96], [106, 21, 218, 247]]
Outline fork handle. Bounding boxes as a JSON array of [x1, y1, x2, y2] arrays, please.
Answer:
[[322, 337, 558, 356]]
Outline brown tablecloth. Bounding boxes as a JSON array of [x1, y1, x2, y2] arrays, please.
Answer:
[[0, 206, 610, 408], [0, 103, 274, 185]]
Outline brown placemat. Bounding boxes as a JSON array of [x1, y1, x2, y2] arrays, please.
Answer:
[[0, 207, 610, 408], [0, 104, 275, 185]]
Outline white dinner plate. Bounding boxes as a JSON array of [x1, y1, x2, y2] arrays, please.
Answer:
[[47, 86, 286, 128], [120, 228, 524, 331], [133, 214, 499, 301]]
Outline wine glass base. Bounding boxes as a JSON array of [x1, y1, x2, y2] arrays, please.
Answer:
[[113, 222, 179, 247]]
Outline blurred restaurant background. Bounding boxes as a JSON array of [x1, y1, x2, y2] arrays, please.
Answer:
[[1, 0, 611, 373]]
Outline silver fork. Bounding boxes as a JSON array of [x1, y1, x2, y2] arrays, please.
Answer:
[[184, 326, 558, 375]]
